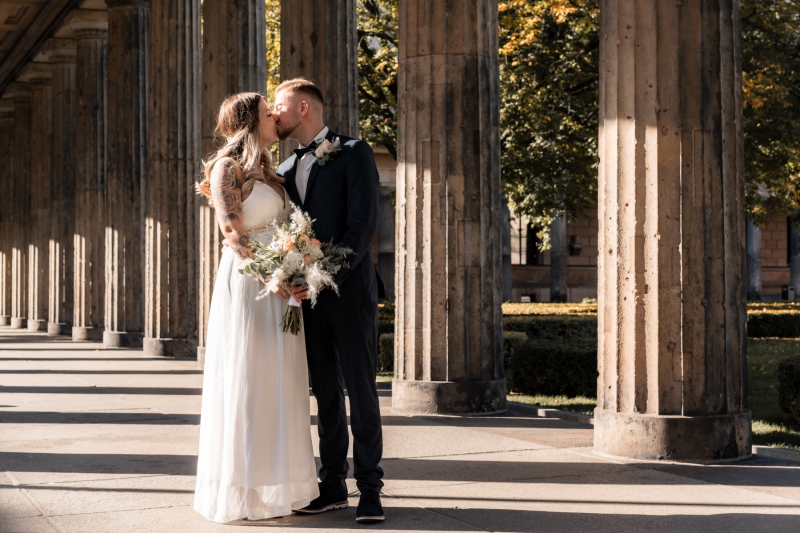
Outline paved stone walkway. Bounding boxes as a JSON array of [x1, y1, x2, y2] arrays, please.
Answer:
[[1, 327, 800, 532]]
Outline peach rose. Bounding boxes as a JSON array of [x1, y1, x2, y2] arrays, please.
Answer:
[[304, 255, 314, 264], [309, 238, 322, 249], [282, 237, 296, 252]]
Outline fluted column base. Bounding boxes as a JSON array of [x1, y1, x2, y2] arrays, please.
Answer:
[[392, 379, 507, 415], [10, 318, 27, 329], [48, 322, 70, 336], [103, 331, 143, 349], [72, 326, 103, 342], [144, 337, 197, 357], [27, 319, 47, 332], [0, 316, 10, 326], [594, 409, 752, 461], [197, 346, 205, 369]]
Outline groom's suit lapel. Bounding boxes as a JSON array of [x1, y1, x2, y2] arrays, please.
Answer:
[[303, 129, 338, 208]]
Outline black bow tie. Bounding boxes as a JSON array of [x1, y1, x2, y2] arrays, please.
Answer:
[[293, 141, 319, 159]]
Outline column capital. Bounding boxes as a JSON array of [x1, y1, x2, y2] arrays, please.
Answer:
[[44, 38, 77, 64], [0, 98, 13, 118], [5, 82, 32, 102], [69, 9, 109, 38], [18, 63, 53, 85]]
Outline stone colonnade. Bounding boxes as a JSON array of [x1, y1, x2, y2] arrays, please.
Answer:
[[595, 0, 750, 460], [0, 0, 750, 461], [392, 0, 506, 414]]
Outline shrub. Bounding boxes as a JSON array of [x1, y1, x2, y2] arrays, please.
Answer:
[[378, 321, 394, 336], [508, 339, 598, 397], [777, 356, 800, 417], [747, 311, 800, 338], [378, 333, 394, 373], [503, 315, 597, 341], [502, 302, 597, 316], [503, 331, 529, 391]]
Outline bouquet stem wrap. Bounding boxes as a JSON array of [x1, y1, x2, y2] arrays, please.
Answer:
[[282, 295, 303, 335]]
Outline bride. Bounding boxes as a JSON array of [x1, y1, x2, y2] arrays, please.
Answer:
[[193, 92, 319, 523]]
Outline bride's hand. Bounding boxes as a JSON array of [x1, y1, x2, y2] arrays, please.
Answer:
[[272, 284, 290, 299]]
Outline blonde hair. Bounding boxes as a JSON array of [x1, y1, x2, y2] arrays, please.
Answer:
[[196, 92, 283, 205]]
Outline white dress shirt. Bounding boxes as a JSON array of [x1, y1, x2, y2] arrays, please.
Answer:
[[296, 126, 329, 203]]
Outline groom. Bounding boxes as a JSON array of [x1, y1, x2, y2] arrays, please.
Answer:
[[273, 78, 385, 523]]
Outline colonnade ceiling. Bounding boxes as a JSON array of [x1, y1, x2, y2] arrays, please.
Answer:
[[0, 1, 47, 66]]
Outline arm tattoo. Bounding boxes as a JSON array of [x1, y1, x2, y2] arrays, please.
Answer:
[[212, 160, 251, 257]]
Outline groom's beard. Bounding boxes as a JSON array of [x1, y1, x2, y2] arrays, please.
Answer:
[[276, 118, 300, 141]]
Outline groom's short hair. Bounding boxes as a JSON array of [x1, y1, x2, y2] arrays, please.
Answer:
[[275, 78, 325, 107]]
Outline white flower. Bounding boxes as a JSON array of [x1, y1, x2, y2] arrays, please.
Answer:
[[284, 251, 304, 272]]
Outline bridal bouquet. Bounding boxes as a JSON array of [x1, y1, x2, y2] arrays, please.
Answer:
[[239, 205, 352, 335]]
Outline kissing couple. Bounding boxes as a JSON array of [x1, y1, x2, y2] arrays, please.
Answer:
[[193, 78, 386, 524]]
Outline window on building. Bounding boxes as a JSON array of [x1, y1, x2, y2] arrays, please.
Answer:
[[510, 213, 527, 265]]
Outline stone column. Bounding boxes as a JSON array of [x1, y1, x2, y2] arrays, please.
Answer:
[[501, 198, 512, 302], [71, 11, 108, 342], [595, 0, 750, 460], [144, 0, 201, 356], [393, 0, 505, 415], [550, 212, 568, 302], [790, 214, 800, 296], [46, 39, 77, 336], [377, 183, 395, 301], [746, 219, 762, 301], [198, 0, 265, 364], [19, 64, 53, 332], [7, 83, 32, 329], [279, 0, 357, 157], [0, 100, 14, 326], [104, 0, 148, 348]]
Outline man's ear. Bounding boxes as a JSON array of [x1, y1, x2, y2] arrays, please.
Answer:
[[298, 100, 309, 118]]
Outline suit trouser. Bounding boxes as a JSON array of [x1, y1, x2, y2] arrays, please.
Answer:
[[303, 301, 384, 494]]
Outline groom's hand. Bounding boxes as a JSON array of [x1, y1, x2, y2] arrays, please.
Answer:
[[290, 284, 309, 301]]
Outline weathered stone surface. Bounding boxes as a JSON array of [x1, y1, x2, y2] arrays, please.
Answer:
[[45, 39, 77, 337], [18, 64, 53, 333], [6, 82, 32, 330], [596, 0, 750, 460], [71, 11, 108, 342], [104, 0, 148, 349], [198, 0, 266, 364], [550, 212, 568, 302], [378, 183, 395, 301], [746, 219, 762, 301], [144, 0, 201, 356], [393, 0, 505, 415], [0, 100, 14, 326], [279, 0, 357, 157]]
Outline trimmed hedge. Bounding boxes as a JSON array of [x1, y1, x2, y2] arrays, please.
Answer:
[[747, 311, 800, 338], [378, 333, 394, 373], [503, 315, 597, 341], [778, 356, 800, 417], [507, 338, 597, 397]]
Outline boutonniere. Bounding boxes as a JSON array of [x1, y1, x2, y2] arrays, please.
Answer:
[[313, 137, 342, 167]]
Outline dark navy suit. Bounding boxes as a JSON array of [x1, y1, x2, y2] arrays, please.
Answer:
[[277, 129, 384, 494]]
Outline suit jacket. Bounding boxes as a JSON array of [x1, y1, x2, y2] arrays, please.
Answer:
[[277, 129, 384, 309]]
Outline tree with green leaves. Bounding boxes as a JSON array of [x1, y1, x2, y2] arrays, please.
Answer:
[[741, 0, 800, 225], [498, 0, 600, 237], [357, 0, 398, 158]]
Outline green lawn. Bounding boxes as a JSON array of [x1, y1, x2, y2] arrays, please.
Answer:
[[507, 338, 800, 452]]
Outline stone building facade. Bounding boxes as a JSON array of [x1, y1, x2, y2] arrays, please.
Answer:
[[0, 0, 753, 461]]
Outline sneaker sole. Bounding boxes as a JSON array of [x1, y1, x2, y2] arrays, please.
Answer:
[[356, 515, 386, 523], [294, 502, 349, 514]]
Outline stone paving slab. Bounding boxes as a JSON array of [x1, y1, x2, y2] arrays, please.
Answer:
[[1, 327, 800, 532]]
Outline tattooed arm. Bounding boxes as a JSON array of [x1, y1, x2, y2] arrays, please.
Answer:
[[210, 158, 252, 260]]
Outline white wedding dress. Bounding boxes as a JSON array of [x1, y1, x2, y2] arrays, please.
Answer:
[[194, 181, 319, 523]]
